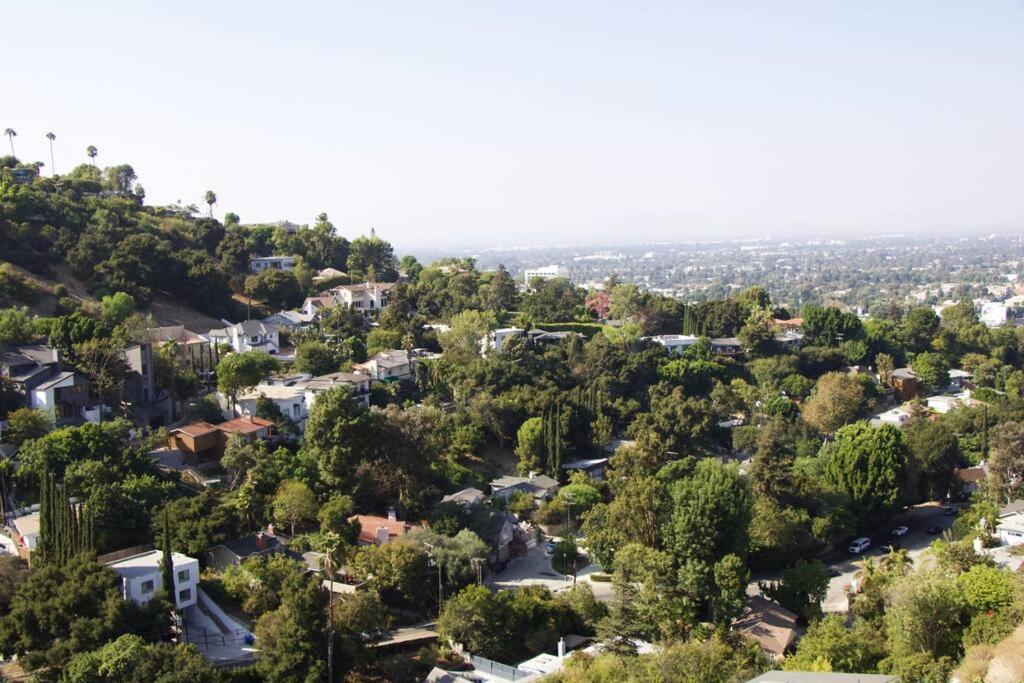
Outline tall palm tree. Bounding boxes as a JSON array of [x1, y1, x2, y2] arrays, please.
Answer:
[[880, 547, 912, 578], [854, 556, 879, 594], [204, 190, 217, 218], [3, 128, 16, 156], [45, 132, 56, 175], [86, 145, 98, 166]]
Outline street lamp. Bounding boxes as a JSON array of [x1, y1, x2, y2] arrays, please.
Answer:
[[423, 541, 444, 611]]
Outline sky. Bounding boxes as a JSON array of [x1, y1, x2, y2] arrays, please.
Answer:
[[5, 1, 1024, 249]]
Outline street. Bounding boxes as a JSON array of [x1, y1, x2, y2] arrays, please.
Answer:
[[486, 542, 613, 602]]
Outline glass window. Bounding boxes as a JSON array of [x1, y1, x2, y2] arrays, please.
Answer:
[[178, 588, 191, 603], [141, 580, 154, 594], [177, 568, 190, 583]]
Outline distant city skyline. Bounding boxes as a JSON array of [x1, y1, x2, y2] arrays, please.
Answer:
[[6, 1, 1023, 248]]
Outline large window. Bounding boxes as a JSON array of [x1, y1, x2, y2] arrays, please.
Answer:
[[177, 568, 190, 583], [178, 588, 192, 603], [141, 579, 155, 594]]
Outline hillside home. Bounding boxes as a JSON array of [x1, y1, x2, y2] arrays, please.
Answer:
[[710, 337, 743, 358], [891, 368, 918, 401], [440, 487, 487, 508], [997, 513, 1024, 547], [774, 330, 805, 351], [167, 415, 273, 460], [490, 473, 559, 505], [262, 309, 315, 332], [523, 265, 561, 284], [207, 526, 287, 571], [205, 320, 281, 355], [948, 368, 973, 389], [234, 384, 307, 428], [955, 463, 988, 495], [1, 344, 90, 425], [733, 595, 799, 661], [303, 371, 372, 408], [644, 334, 699, 356], [104, 548, 199, 609], [353, 349, 412, 381], [10, 512, 39, 562], [145, 325, 216, 375], [124, 342, 174, 427], [482, 327, 525, 356], [350, 511, 417, 546], [249, 255, 295, 273], [561, 458, 609, 481], [302, 282, 397, 318]]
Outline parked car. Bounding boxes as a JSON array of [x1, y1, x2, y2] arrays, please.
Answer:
[[848, 537, 871, 554], [926, 525, 942, 535], [880, 543, 901, 553], [826, 567, 842, 578], [891, 525, 909, 536]]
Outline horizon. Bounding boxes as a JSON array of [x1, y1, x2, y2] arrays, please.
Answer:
[[6, 1, 1024, 247]]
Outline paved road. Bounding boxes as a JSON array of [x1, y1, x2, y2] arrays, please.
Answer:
[[487, 542, 614, 602]]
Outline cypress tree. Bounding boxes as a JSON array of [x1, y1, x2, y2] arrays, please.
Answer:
[[160, 508, 175, 605], [37, 470, 51, 564]]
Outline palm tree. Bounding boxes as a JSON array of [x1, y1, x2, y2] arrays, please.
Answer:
[[880, 547, 912, 578], [853, 556, 879, 594], [86, 145, 98, 166], [45, 132, 56, 176], [3, 128, 16, 156], [204, 190, 217, 217]]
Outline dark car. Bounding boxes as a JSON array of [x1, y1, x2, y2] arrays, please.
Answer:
[[880, 543, 902, 553], [926, 525, 942, 535], [826, 568, 842, 578]]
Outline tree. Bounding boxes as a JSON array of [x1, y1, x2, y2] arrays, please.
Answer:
[[293, 340, 340, 376], [215, 350, 279, 407], [875, 352, 895, 385], [347, 235, 398, 281], [245, 269, 304, 309], [301, 386, 375, 487], [885, 569, 967, 661], [912, 351, 949, 393], [988, 421, 1024, 504], [46, 131, 56, 175], [802, 305, 863, 347], [802, 372, 864, 434], [2, 407, 53, 446], [822, 422, 908, 527], [100, 291, 136, 328], [86, 144, 98, 166], [254, 570, 327, 683], [784, 615, 886, 673], [665, 460, 751, 569], [73, 338, 131, 418], [760, 559, 830, 622], [903, 419, 959, 502], [203, 190, 217, 217], [63, 634, 217, 683], [3, 128, 15, 156], [0, 306, 37, 345], [515, 417, 544, 473], [438, 584, 506, 655], [0, 555, 28, 613], [711, 554, 749, 627], [482, 264, 518, 313], [440, 309, 496, 364], [273, 480, 319, 536]]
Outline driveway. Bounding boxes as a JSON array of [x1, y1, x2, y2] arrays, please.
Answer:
[[751, 502, 958, 613], [487, 542, 614, 602]]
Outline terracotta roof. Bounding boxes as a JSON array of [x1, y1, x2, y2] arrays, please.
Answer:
[[350, 515, 413, 545], [217, 416, 274, 434], [734, 595, 799, 655], [173, 421, 219, 437], [956, 466, 987, 483]]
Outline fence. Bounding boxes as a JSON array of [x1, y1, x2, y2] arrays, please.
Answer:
[[470, 655, 533, 681]]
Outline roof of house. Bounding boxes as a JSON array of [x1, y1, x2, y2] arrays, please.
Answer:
[[892, 367, 916, 379], [997, 512, 1024, 533], [215, 531, 286, 559], [329, 281, 398, 295], [773, 317, 804, 329], [710, 337, 742, 346], [172, 421, 219, 438], [237, 384, 306, 401], [733, 595, 799, 656], [315, 268, 347, 280], [561, 458, 609, 471], [1000, 499, 1024, 517], [491, 474, 559, 490], [12, 513, 40, 538], [357, 349, 410, 369], [440, 487, 486, 506], [31, 371, 85, 391], [350, 515, 413, 545], [956, 465, 988, 483], [949, 369, 973, 379], [311, 371, 369, 384], [217, 416, 274, 434], [105, 549, 195, 579], [746, 672, 897, 683], [146, 325, 206, 344]]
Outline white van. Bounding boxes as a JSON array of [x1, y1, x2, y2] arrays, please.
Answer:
[[848, 537, 871, 554]]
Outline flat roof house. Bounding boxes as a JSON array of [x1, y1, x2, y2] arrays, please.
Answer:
[[997, 513, 1024, 547], [250, 255, 295, 273], [490, 473, 559, 505], [104, 549, 199, 609], [353, 349, 413, 382]]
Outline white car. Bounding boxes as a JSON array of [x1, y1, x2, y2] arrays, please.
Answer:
[[891, 526, 909, 536], [848, 537, 871, 554]]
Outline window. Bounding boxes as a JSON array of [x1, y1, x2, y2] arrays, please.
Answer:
[[178, 588, 192, 603], [177, 568, 190, 583], [250, 336, 260, 343], [140, 579, 155, 594], [292, 404, 300, 418]]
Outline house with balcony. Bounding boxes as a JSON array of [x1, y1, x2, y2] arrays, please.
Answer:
[[249, 255, 295, 273], [302, 282, 397, 318], [643, 334, 699, 357], [1, 344, 91, 425], [303, 371, 372, 408], [204, 320, 281, 355], [103, 548, 200, 609]]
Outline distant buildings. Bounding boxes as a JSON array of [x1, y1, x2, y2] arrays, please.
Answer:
[[523, 265, 561, 284], [249, 256, 295, 273], [205, 320, 281, 356]]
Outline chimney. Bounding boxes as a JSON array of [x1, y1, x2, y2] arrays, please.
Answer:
[[557, 638, 566, 658], [387, 506, 397, 521], [266, 524, 275, 537], [376, 526, 390, 546], [255, 532, 267, 550]]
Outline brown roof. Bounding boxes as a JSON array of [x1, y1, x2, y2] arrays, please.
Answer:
[[216, 416, 274, 435], [734, 595, 799, 655], [774, 318, 803, 329], [350, 515, 414, 545], [956, 466, 987, 483], [172, 421, 219, 438]]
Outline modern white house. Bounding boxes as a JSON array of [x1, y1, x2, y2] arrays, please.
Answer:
[[644, 334, 699, 356], [30, 371, 91, 422], [249, 256, 295, 273], [353, 349, 413, 381], [234, 384, 308, 427], [523, 265, 561, 284], [482, 328, 525, 356], [205, 320, 281, 355], [105, 549, 200, 609]]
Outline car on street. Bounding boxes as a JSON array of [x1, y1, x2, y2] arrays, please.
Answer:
[[880, 543, 901, 553], [926, 525, 942, 535], [848, 537, 871, 554], [891, 525, 909, 536], [826, 567, 842, 578]]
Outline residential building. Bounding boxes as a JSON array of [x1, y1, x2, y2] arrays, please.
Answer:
[[145, 325, 216, 375], [124, 342, 174, 427], [262, 309, 315, 332], [948, 368, 973, 388], [774, 330, 804, 351], [874, 405, 912, 427], [891, 368, 918, 401], [353, 349, 413, 382], [710, 337, 742, 357], [644, 334, 699, 356], [561, 458, 609, 481], [482, 328, 525, 356], [440, 487, 486, 508], [234, 384, 307, 428], [167, 415, 273, 460], [351, 511, 416, 546], [733, 595, 799, 661], [303, 371, 372, 408], [314, 267, 347, 282], [955, 463, 987, 495], [479, 509, 528, 565], [490, 473, 559, 505], [205, 320, 281, 355], [1, 344, 90, 425], [773, 317, 804, 331], [980, 301, 1010, 328], [746, 673, 897, 683], [10, 512, 39, 562], [104, 548, 199, 609], [303, 282, 398, 318], [207, 526, 286, 571], [997, 513, 1024, 547], [249, 255, 295, 273], [523, 265, 561, 284]]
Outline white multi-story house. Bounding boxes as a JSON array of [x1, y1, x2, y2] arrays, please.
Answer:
[[353, 349, 412, 381], [205, 321, 281, 355], [523, 265, 561, 284], [644, 334, 699, 357], [234, 384, 308, 428], [481, 328, 525, 356], [303, 371, 372, 408], [301, 282, 397, 318], [105, 549, 200, 609], [250, 256, 296, 273]]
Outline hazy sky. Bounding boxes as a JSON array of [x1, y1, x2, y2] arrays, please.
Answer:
[[6, 1, 1023, 248]]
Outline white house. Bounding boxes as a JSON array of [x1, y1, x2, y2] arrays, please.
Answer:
[[523, 265, 561, 284], [29, 371, 91, 423], [205, 320, 281, 355], [303, 371, 371, 408], [105, 549, 200, 609], [262, 310, 315, 332], [980, 302, 1010, 328], [303, 282, 397, 318], [249, 256, 295, 273], [353, 349, 412, 381], [875, 405, 912, 427], [482, 328, 525, 356], [235, 384, 307, 427], [996, 513, 1024, 547], [644, 334, 699, 356]]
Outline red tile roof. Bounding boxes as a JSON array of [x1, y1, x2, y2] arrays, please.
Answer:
[[350, 515, 413, 545], [173, 422, 219, 438], [217, 416, 274, 435]]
